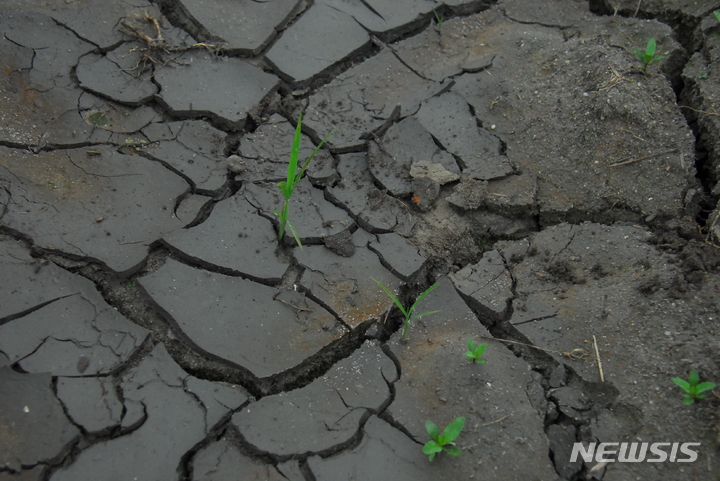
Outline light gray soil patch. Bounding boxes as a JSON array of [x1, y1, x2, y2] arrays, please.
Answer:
[[162, 195, 287, 280], [242, 179, 355, 244], [295, 231, 401, 328], [49, 344, 247, 481], [385, 278, 560, 480], [0, 146, 194, 272], [0, 294, 148, 375], [159, 0, 302, 55], [232, 340, 395, 456], [190, 439, 287, 481], [265, 2, 371, 85], [141, 120, 228, 192], [154, 50, 279, 130], [76, 49, 158, 106], [0, 369, 80, 471], [140, 259, 346, 378], [303, 49, 446, 151]]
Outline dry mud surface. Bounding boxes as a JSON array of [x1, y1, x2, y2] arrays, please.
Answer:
[[1, 0, 720, 480]]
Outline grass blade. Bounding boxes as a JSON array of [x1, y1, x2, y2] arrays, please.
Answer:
[[371, 278, 409, 318], [297, 128, 337, 183], [286, 219, 302, 248], [407, 283, 439, 317], [408, 310, 439, 323], [286, 113, 303, 192]]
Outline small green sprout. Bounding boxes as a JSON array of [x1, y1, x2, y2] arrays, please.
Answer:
[[714, 12, 720, 40], [634, 38, 664, 72], [672, 370, 716, 405], [274, 113, 334, 248], [465, 339, 487, 363], [433, 8, 444, 29], [422, 417, 465, 462], [699, 71, 708, 79], [372, 279, 439, 341], [87, 111, 109, 126]]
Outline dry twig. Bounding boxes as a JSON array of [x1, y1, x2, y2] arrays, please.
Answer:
[[608, 149, 677, 167], [593, 335, 605, 382]]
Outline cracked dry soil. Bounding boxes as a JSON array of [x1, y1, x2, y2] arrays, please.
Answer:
[[1, 0, 720, 480]]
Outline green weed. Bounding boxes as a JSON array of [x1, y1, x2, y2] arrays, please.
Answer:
[[87, 111, 109, 126], [672, 370, 716, 405], [465, 339, 487, 363], [422, 417, 465, 462], [433, 9, 444, 29], [699, 71, 709, 79], [372, 279, 439, 341], [635, 38, 664, 72], [274, 113, 334, 247], [714, 11, 720, 40]]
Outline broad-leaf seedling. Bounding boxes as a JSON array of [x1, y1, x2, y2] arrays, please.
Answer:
[[422, 417, 465, 462], [635, 38, 664, 72], [372, 279, 438, 341], [465, 339, 487, 363], [672, 370, 716, 405], [274, 113, 334, 248], [714, 11, 720, 40]]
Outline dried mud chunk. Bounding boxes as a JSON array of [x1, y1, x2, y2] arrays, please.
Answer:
[[323, 229, 356, 257], [449, 250, 514, 322], [411, 177, 440, 212], [446, 178, 488, 210]]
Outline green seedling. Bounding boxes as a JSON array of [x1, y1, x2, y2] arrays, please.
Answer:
[[699, 71, 709, 79], [433, 8, 444, 29], [422, 417, 465, 462], [274, 113, 334, 248], [87, 111, 109, 126], [714, 11, 720, 40], [635, 38, 664, 72], [465, 339, 487, 363], [672, 370, 716, 405], [372, 279, 439, 341]]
